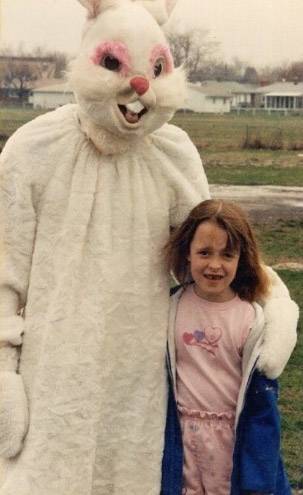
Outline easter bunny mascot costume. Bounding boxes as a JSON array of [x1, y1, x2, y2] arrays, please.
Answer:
[[0, 1, 298, 494]]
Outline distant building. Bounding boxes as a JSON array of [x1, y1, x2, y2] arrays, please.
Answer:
[[0, 55, 57, 102], [185, 83, 232, 113], [208, 81, 258, 109], [256, 82, 303, 111], [29, 81, 75, 109], [184, 81, 259, 113]]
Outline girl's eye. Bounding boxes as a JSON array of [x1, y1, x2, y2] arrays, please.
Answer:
[[224, 252, 235, 259], [199, 250, 209, 257], [101, 55, 121, 72], [154, 59, 165, 78]]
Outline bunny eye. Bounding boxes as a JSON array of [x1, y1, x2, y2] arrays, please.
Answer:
[[154, 59, 165, 78], [101, 55, 121, 72]]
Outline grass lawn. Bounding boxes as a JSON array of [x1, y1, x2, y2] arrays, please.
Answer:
[[172, 112, 303, 185], [172, 111, 303, 152], [0, 106, 46, 150], [205, 163, 303, 186], [277, 270, 303, 489], [255, 220, 303, 265]]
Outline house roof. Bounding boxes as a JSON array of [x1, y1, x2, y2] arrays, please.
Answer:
[[188, 83, 231, 98], [0, 55, 54, 63], [256, 81, 303, 95], [31, 78, 64, 89], [32, 81, 73, 94], [201, 80, 258, 94], [266, 91, 303, 97]]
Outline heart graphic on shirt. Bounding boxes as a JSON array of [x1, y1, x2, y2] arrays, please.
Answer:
[[193, 330, 205, 342], [204, 326, 222, 344], [182, 326, 222, 356], [183, 332, 195, 345]]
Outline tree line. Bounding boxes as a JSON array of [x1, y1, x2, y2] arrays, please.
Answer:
[[0, 46, 68, 101], [167, 28, 303, 85], [1, 30, 303, 103]]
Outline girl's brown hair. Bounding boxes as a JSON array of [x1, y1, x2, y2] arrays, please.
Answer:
[[164, 199, 270, 302]]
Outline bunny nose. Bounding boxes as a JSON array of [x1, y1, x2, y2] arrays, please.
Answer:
[[130, 76, 149, 95]]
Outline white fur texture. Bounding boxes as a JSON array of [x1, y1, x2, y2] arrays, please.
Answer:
[[78, 0, 176, 23], [257, 299, 299, 379], [255, 265, 299, 378], [137, 0, 173, 24], [70, 0, 186, 153], [0, 346, 19, 372], [0, 372, 29, 459], [0, 317, 24, 346], [0, 105, 210, 494]]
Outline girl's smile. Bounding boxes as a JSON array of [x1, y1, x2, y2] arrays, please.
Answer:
[[187, 220, 240, 302]]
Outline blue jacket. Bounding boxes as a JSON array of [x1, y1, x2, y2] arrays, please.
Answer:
[[161, 287, 292, 495], [161, 365, 291, 495]]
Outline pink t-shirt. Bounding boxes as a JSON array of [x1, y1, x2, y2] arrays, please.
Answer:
[[175, 285, 255, 414]]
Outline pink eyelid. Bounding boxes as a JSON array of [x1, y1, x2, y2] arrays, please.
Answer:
[[90, 41, 131, 76], [150, 44, 174, 76]]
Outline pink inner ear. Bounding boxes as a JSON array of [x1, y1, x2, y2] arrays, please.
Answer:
[[150, 44, 174, 75], [90, 41, 132, 76], [87, 0, 101, 19], [79, 0, 100, 19], [166, 0, 177, 16]]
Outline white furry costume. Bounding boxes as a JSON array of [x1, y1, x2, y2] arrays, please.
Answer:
[[0, 1, 298, 494]]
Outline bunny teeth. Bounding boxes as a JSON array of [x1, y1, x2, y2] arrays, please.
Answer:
[[118, 101, 148, 125], [125, 101, 145, 113]]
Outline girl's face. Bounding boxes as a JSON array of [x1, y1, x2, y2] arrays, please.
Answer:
[[187, 220, 240, 302]]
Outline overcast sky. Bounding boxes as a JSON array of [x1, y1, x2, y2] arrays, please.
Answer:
[[1, 0, 303, 67]]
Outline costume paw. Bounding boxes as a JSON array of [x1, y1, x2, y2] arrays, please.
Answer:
[[257, 345, 282, 379], [0, 372, 29, 458], [256, 299, 298, 379]]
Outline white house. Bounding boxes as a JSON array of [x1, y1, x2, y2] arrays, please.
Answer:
[[29, 81, 75, 109], [256, 82, 303, 111], [211, 81, 258, 108], [185, 83, 232, 113], [184, 81, 259, 113]]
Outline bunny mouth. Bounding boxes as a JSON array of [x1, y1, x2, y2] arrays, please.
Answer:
[[118, 101, 148, 125]]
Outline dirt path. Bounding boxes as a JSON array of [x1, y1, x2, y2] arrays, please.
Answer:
[[210, 184, 303, 224]]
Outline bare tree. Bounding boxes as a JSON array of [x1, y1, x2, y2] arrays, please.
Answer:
[[283, 61, 303, 83], [193, 58, 246, 83], [0, 46, 68, 101], [242, 66, 259, 84], [258, 60, 303, 84], [2, 59, 37, 99], [167, 28, 220, 81], [31, 46, 68, 78]]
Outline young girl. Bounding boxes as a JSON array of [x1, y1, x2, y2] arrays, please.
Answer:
[[161, 199, 293, 495]]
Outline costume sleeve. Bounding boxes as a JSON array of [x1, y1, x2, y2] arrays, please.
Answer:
[[0, 142, 36, 371], [232, 371, 291, 494], [256, 266, 299, 379], [168, 127, 210, 227], [0, 142, 33, 458]]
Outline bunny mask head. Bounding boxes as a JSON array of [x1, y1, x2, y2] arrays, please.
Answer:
[[69, 0, 186, 153]]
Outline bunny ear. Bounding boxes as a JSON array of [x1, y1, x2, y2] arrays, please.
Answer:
[[165, 0, 177, 16], [137, 0, 176, 24], [77, 0, 101, 19]]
